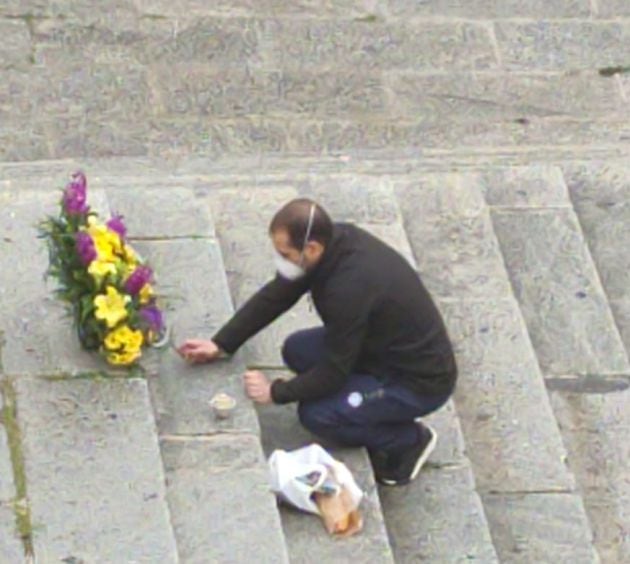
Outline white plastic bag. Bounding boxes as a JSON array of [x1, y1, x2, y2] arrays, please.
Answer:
[[268, 444, 364, 515]]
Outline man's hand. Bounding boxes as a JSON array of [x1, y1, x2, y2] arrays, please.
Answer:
[[244, 370, 272, 404], [176, 339, 223, 364]]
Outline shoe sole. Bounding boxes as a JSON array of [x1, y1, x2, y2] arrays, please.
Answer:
[[380, 425, 438, 487]]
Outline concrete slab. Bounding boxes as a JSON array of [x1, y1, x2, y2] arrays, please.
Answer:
[[495, 22, 630, 71], [564, 164, 630, 352], [260, 20, 497, 71], [439, 298, 574, 493], [108, 185, 216, 239], [15, 377, 178, 563], [161, 434, 289, 563], [483, 492, 598, 563], [388, 0, 591, 18], [479, 165, 571, 207], [492, 208, 629, 375], [394, 174, 512, 300], [549, 387, 630, 562]]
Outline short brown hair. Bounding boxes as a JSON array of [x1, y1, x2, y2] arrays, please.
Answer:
[[269, 199, 333, 250]]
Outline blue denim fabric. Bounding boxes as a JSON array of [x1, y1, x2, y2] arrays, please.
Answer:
[[282, 327, 451, 454]]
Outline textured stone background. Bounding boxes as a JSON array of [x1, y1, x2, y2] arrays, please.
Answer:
[[1, 1, 629, 563], [0, 0, 629, 162]]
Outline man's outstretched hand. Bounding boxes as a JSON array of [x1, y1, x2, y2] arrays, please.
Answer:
[[244, 370, 272, 404], [176, 339, 223, 364]]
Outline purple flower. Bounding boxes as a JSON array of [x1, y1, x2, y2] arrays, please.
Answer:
[[63, 171, 89, 215], [106, 214, 127, 239], [124, 265, 153, 295], [140, 305, 164, 333], [75, 232, 97, 266]]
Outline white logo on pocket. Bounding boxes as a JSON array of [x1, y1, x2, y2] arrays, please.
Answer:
[[347, 392, 363, 408]]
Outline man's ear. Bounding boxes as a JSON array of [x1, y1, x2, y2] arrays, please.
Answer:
[[305, 240, 325, 259]]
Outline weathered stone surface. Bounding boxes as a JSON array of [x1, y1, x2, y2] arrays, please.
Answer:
[[380, 465, 497, 563], [357, 223, 416, 268], [152, 66, 388, 118], [380, 400, 498, 562], [0, 0, 48, 16], [0, 122, 50, 162], [0, 20, 31, 70], [257, 402, 394, 563], [0, 190, 113, 376], [495, 22, 630, 70], [597, 1, 630, 17], [440, 298, 574, 492], [394, 174, 512, 299], [26, 63, 154, 121], [0, 504, 23, 563], [492, 208, 629, 375], [16, 377, 178, 562], [565, 164, 630, 351], [161, 435, 289, 563], [388, 0, 591, 18], [483, 493, 598, 563], [261, 20, 497, 71], [138, 17, 264, 67], [135, 0, 387, 18], [304, 175, 399, 224], [387, 71, 625, 120], [108, 186, 215, 238], [148, 349, 260, 435], [479, 164, 570, 207], [47, 114, 150, 159], [549, 388, 630, 562], [133, 239, 233, 337], [209, 187, 320, 367], [132, 239, 258, 434]]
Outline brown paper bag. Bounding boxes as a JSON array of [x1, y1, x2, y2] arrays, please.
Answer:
[[314, 486, 363, 538]]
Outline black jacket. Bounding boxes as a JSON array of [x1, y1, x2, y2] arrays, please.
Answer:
[[213, 223, 457, 404]]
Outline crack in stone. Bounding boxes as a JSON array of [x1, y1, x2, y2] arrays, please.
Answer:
[[545, 374, 630, 394], [426, 94, 568, 118], [0, 378, 34, 558]]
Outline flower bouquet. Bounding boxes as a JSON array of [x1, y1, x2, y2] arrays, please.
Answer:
[[39, 171, 166, 366]]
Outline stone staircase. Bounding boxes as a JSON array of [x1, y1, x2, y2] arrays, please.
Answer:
[[1, 157, 629, 562]]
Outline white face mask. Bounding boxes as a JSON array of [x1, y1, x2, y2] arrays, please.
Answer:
[[274, 203, 316, 281], [274, 252, 306, 280]]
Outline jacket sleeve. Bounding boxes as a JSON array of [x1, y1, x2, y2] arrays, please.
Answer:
[[270, 282, 370, 404], [213, 275, 309, 354]]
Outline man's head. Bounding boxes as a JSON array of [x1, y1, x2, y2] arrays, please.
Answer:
[[269, 198, 333, 279]]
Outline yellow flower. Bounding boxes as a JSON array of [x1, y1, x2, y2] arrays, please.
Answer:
[[86, 217, 123, 261], [107, 348, 141, 366], [88, 259, 117, 282], [139, 283, 154, 305], [104, 324, 144, 352], [122, 244, 138, 267], [94, 286, 130, 328]]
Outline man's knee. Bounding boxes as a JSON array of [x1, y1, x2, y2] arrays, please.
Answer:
[[297, 401, 333, 434]]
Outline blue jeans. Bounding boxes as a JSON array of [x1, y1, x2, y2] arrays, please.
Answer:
[[282, 327, 451, 455]]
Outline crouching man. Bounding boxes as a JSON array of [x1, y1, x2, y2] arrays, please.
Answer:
[[177, 199, 457, 486]]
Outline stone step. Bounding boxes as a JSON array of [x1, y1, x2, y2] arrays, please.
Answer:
[[493, 162, 630, 562], [207, 179, 498, 561], [352, 220, 497, 562], [394, 172, 599, 562], [0, 186, 180, 561], [207, 185, 397, 562], [3, 152, 630, 192], [107, 186, 290, 563]]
